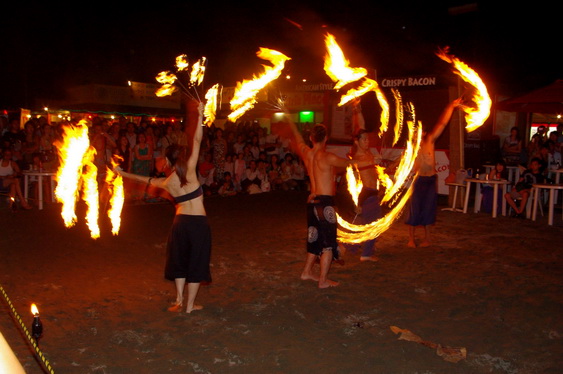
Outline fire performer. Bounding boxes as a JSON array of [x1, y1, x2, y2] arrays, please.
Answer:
[[116, 101, 211, 313], [348, 101, 383, 262], [286, 114, 369, 288], [406, 98, 463, 248]]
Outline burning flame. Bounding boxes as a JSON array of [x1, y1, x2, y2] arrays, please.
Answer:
[[155, 71, 178, 97], [106, 158, 125, 235], [204, 83, 220, 127], [346, 165, 363, 207], [323, 33, 389, 134], [323, 33, 367, 89], [190, 57, 207, 86], [175, 54, 189, 71], [31, 304, 39, 316], [55, 121, 124, 238], [391, 88, 404, 146], [55, 122, 90, 227], [81, 148, 100, 239], [436, 47, 491, 132], [228, 48, 291, 122]]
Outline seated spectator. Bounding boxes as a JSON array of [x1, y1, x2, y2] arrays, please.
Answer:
[[233, 151, 246, 192], [267, 154, 283, 191], [241, 159, 263, 193], [218, 171, 237, 197], [223, 153, 235, 178], [291, 156, 308, 191], [280, 153, 298, 191], [504, 157, 544, 218], [0, 148, 32, 209]]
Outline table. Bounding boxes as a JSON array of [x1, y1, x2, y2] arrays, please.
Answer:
[[547, 168, 563, 203], [442, 182, 466, 212], [23, 171, 56, 210], [463, 178, 509, 218], [531, 183, 563, 226], [506, 166, 521, 185]]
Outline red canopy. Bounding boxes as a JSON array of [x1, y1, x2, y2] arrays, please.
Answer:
[[494, 79, 563, 113]]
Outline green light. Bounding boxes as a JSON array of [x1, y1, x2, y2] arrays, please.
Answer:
[[299, 111, 314, 123]]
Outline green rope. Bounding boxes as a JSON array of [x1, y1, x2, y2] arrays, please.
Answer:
[[0, 285, 55, 374]]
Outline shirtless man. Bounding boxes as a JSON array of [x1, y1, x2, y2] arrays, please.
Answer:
[[347, 101, 384, 261], [287, 115, 367, 288], [406, 98, 463, 248]]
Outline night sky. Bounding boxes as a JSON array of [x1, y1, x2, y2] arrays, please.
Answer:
[[0, 1, 559, 110]]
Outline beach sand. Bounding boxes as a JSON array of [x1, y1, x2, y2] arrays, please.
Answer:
[[1, 190, 562, 373]]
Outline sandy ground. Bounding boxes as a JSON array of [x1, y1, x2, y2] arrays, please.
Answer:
[[0, 189, 562, 374]]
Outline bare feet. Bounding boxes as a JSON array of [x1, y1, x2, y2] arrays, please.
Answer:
[[186, 305, 203, 313], [420, 240, 431, 247], [318, 279, 339, 288], [360, 256, 379, 262], [407, 240, 416, 248], [301, 273, 319, 282]]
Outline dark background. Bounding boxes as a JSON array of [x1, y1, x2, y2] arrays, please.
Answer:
[[0, 1, 559, 110]]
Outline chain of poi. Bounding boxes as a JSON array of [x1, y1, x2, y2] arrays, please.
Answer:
[[0, 284, 55, 373]]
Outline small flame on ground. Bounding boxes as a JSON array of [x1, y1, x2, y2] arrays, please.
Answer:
[[31, 304, 39, 316]]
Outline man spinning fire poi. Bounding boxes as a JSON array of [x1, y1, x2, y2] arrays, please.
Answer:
[[285, 113, 372, 288], [405, 97, 463, 248], [116, 101, 211, 313]]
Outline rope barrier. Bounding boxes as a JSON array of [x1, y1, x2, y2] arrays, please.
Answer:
[[0, 285, 55, 374]]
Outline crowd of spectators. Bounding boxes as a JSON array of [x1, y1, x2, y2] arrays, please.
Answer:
[[0, 115, 311, 206]]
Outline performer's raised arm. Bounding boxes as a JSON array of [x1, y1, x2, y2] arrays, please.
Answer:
[[427, 97, 463, 142]]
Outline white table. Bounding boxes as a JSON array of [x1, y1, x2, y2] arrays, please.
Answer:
[[532, 183, 563, 226], [463, 178, 509, 218], [23, 171, 56, 210], [547, 168, 563, 203], [442, 182, 466, 212]]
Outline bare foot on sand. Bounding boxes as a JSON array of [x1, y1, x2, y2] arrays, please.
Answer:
[[301, 273, 319, 282], [186, 305, 203, 313], [407, 240, 416, 248], [420, 240, 431, 247], [318, 279, 339, 288]]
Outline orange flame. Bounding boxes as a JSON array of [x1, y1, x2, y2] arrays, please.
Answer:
[[323, 33, 367, 89], [391, 88, 404, 146], [81, 148, 100, 239], [105, 158, 124, 235], [31, 303, 39, 316], [204, 83, 220, 127], [346, 165, 363, 206], [323, 34, 389, 133], [436, 48, 491, 132], [55, 122, 90, 228], [175, 54, 189, 71], [190, 57, 207, 86], [228, 48, 291, 122], [155, 71, 178, 97]]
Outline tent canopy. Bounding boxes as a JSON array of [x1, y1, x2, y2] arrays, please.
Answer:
[[495, 79, 563, 114]]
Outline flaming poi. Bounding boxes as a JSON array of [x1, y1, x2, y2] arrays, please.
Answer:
[[323, 33, 390, 134], [228, 47, 291, 122], [323, 33, 424, 243], [436, 47, 491, 132], [55, 121, 124, 238]]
